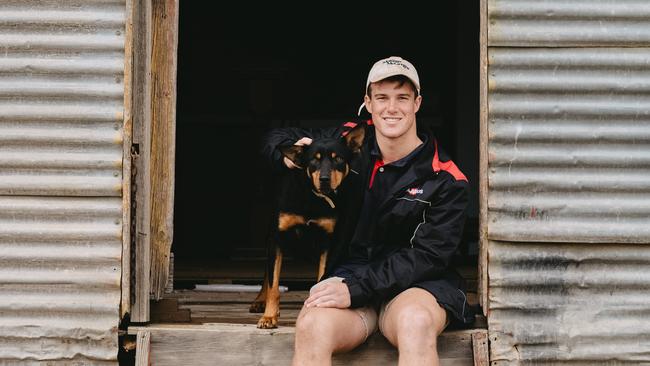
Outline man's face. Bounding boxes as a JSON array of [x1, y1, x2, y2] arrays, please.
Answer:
[[365, 80, 421, 141]]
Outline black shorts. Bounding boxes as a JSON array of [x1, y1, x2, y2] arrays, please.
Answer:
[[329, 261, 476, 327]]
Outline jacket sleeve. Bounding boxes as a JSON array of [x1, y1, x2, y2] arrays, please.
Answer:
[[260, 126, 339, 172], [344, 176, 469, 308]]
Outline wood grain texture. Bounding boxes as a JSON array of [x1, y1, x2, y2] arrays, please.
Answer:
[[478, 0, 490, 317], [131, 0, 152, 322], [129, 323, 480, 366], [120, 0, 134, 320], [135, 330, 151, 366], [472, 331, 489, 366], [150, 0, 178, 300]]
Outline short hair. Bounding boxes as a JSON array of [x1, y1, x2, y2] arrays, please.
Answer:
[[366, 75, 419, 98]]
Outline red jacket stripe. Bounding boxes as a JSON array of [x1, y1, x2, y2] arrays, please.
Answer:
[[432, 140, 468, 182], [369, 159, 384, 188]]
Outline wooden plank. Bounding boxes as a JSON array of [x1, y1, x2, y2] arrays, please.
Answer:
[[131, 0, 153, 322], [166, 289, 308, 302], [151, 298, 181, 313], [151, 310, 191, 323], [161, 289, 486, 328], [151, 298, 191, 323], [472, 331, 489, 366], [167, 289, 478, 304], [128, 324, 477, 366], [478, 0, 490, 317], [120, 0, 134, 320], [150, 0, 179, 301], [135, 330, 151, 366]]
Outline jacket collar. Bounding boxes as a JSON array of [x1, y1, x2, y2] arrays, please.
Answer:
[[363, 128, 439, 212]]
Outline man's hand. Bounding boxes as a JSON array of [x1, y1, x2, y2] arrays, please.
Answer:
[[283, 137, 312, 169], [304, 279, 351, 309]]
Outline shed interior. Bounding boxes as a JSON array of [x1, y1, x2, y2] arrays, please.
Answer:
[[168, 4, 481, 326]]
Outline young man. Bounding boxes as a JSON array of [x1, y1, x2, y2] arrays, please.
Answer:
[[262, 56, 473, 365]]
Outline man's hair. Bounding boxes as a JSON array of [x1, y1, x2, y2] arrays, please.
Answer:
[[366, 75, 419, 98]]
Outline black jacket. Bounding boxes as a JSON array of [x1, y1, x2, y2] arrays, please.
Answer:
[[261, 120, 469, 311]]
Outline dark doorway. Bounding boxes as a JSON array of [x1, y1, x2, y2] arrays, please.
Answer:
[[173, 6, 480, 289]]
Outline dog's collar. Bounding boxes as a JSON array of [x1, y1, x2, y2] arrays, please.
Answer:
[[311, 190, 335, 209]]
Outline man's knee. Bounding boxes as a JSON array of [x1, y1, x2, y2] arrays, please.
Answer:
[[395, 304, 439, 337], [295, 308, 334, 339]]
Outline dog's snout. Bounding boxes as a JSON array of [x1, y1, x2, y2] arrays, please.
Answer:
[[319, 175, 330, 182]]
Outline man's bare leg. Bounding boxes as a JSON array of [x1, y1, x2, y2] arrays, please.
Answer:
[[379, 288, 448, 366], [293, 306, 371, 366]]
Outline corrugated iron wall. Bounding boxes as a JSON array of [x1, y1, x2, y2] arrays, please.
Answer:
[[0, 0, 125, 363], [489, 242, 650, 364], [487, 0, 650, 364]]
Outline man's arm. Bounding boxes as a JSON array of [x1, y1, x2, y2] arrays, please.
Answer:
[[260, 126, 341, 171], [345, 176, 469, 308]]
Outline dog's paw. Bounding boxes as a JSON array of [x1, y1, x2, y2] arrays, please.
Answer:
[[257, 315, 278, 329], [249, 301, 265, 313]]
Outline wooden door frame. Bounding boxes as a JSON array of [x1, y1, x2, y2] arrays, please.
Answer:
[[130, 0, 153, 322], [478, 0, 489, 317], [127, 0, 178, 323]]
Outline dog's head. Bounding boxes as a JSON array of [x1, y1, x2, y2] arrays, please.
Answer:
[[280, 124, 366, 195]]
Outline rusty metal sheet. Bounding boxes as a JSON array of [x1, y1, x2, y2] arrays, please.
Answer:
[[488, 48, 650, 243], [0, 0, 125, 363], [488, 241, 650, 365], [489, 0, 650, 46]]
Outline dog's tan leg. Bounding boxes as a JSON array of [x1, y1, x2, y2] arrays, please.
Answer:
[[249, 269, 269, 313], [257, 247, 282, 329], [317, 250, 328, 281]]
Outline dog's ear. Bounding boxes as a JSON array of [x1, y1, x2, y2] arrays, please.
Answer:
[[343, 123, 366, 153], [280, 145, 304, 166]]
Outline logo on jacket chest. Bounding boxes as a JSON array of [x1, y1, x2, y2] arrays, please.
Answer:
[[406, 187, 424, 196]]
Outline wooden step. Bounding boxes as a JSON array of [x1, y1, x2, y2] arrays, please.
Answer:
[[129, 323, 488, 366]]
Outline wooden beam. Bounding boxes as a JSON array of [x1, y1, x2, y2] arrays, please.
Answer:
[[472, 331, 489, 366], [128, 324, 478, 365], [131, 0, 153, 322], [478, 0, 490, 317], [150, 0, 178, 300], [135, 330, 151, 366], [120, 0, 134, 320]]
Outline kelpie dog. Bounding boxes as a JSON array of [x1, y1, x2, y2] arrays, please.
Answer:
[[251, 123, 366, 329]]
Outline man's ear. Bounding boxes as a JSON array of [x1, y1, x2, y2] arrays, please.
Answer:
[[343, 123, 366, 153], [280, 145, 304, 167]]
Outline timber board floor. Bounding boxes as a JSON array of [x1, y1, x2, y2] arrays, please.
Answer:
[[162, 290, 485, 329], [166, 257, 484, 328]]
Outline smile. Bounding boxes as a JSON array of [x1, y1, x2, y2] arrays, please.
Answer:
[[383, 117, 402, 122]]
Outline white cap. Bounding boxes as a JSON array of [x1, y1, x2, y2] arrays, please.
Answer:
[[358, 56, 420, 115]]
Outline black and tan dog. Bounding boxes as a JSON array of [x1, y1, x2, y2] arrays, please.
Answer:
[[251, 124, 366, 329]]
